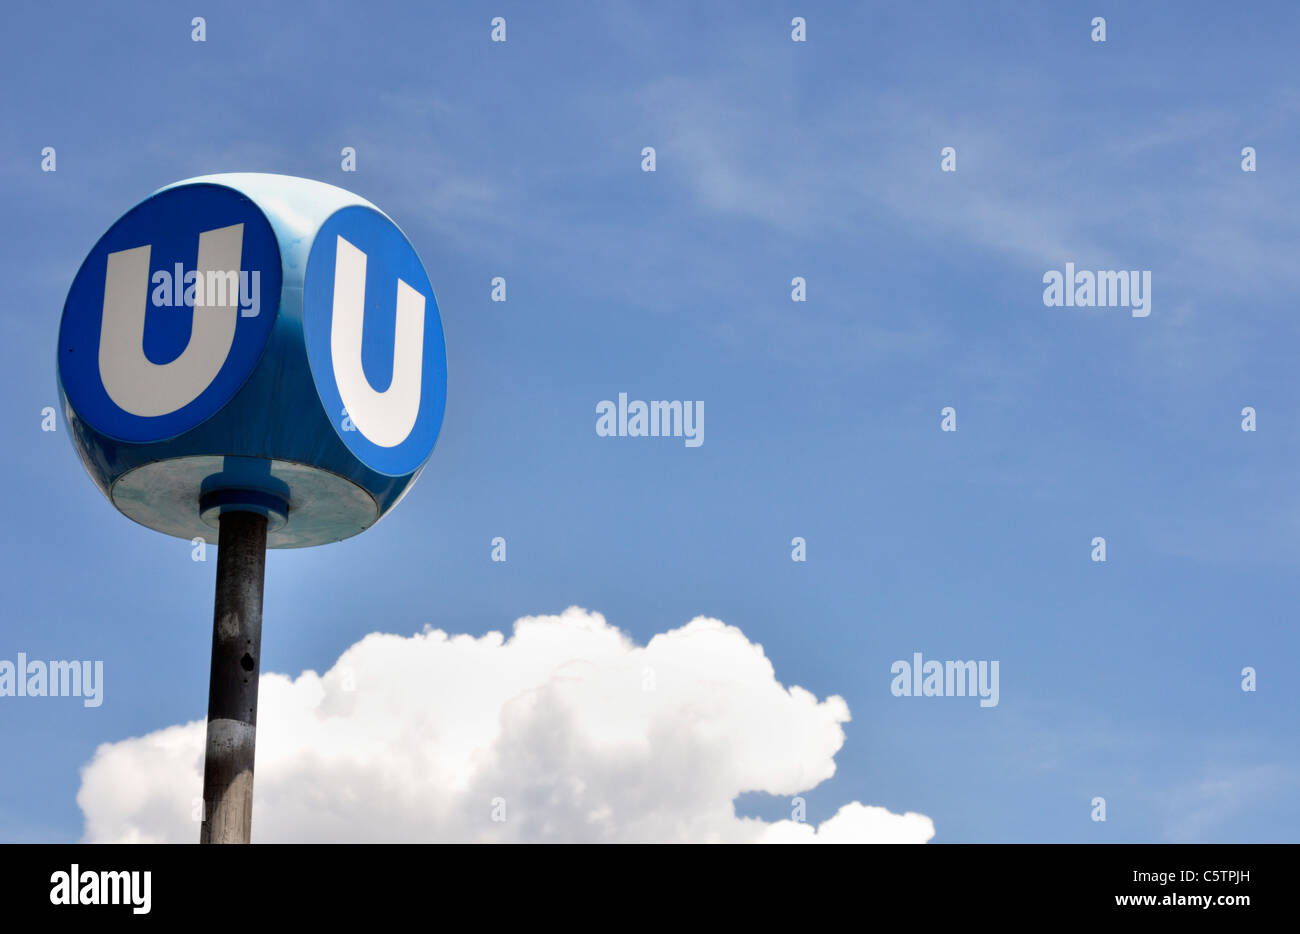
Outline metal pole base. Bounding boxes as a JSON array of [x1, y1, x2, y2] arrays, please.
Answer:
[[200, 509, 268, 844]]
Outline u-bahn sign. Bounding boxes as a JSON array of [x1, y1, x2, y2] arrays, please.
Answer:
[[57, 173, 448, 546]]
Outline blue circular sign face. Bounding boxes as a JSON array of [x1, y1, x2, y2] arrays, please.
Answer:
[[301, 206, 447, 477], [59, 184, 282, 443]]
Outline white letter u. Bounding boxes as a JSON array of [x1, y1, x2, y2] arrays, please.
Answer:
[[98, 224, 243, 417], [330, 235, 425, 448]]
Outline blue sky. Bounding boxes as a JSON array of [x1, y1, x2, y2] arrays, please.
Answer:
[[2, 0, 1298, 842]]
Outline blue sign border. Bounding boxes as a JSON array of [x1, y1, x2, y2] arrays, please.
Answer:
[[301, 205, 447, 478], [57, 184, 282, 444]]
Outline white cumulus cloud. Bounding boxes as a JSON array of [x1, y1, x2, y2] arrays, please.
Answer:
[[77, 607, 934, 843]]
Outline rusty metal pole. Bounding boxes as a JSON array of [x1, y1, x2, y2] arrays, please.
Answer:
[[199, 509, 268, 844]]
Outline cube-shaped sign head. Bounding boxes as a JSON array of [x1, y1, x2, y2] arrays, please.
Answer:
[[57, 174, 448, 546]]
